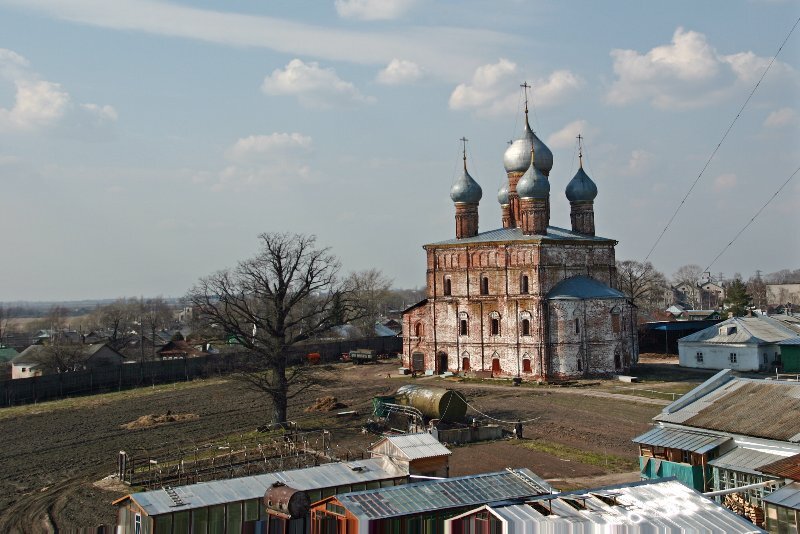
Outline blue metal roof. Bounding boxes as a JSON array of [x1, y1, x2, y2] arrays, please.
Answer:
[[335, 468, 552, 520], [633, 426, 730, 454], [546, 276, 626, 300], [428, 226, 615, 246]]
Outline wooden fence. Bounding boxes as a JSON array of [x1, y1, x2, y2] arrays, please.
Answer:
[[0, 336, 401, 406]]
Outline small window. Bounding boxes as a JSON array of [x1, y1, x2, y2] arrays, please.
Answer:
[[491, 318, 500, 336], [696, 352, 704, 363], [575, 318, 580, 334], [729, 353, 737, 363], [611, 312, 621, 334], [577, 359, 582, 371], [443, 277, 451, 296], [480, 276, 489, 295], [414, 323, 423, 337], [614, 351, 621, 369], [460, 319, 468, 336], [520, 274, 529, 294], [521, 319, 530, 336]]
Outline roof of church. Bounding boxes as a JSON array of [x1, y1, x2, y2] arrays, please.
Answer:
[[427, 226, 616, 247], [547, 276, 627, 300]]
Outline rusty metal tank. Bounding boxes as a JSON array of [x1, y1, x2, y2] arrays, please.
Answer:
[[395, 385, 467, 422], [263, 482, 311, 519]]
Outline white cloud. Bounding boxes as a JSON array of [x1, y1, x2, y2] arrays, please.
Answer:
[[335, 0, 418, 20], [606, 27, 796, 109], [449, 59, 583, 116], [763, 107, 797, 128], [0, 47, 116, 133], [623, 149, 654, 176], [377, 59, 423, 85], [225, 133, 312, 162], [214, 132, 315, 192], [261, 59, 373, 108], [713, 173, 737, 191], [546, 120, 597, 150]]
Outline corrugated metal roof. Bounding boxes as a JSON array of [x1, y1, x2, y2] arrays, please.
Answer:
[[656, 373, 800, 442], [547, 276, 626, 300], [633, 426, 730, 454], [778, 337, 800, 346], [380, 433, 451, 460], [485, 479, 763, 532], [679, 316, 800, 345], [708, 448, 788, 476], [335, 468, 553, 520], [427, 226, 615, 247], [759, 453, 800, 481], [125, 458, 406, 516], [764, 482, 800, 510]]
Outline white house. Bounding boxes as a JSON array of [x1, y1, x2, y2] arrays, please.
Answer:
[[11, 343, 124, 379], [678, 315, 799, 372]]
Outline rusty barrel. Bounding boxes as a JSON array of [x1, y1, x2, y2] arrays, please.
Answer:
[[264, 482, 311, 519], [395, 385, 467, 422]]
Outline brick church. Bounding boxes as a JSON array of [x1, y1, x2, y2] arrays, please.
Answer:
[[401, 99, 638, 381]]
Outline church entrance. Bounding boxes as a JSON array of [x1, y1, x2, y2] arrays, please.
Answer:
[[492, 357, 501, 375], [437, 352, 448, 374]]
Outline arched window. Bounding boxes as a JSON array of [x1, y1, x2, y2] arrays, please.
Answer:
[[489, 312, 501, 336], [443, 277, 452, 296], [575, 318, 580, 334], [611, 308, 621, 333], [520, 274, 529, 294], [521, 319, 531, 336], [480, 276, 489, 295], [414, 323, 424, 337], [460, 319, 468, 336], [522, 358, 532, 373]]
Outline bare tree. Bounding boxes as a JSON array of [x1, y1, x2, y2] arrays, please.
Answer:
[[94, 299, 138, 350], [186, 232, 364, 425], [672, 264, 703, 308], [0, 305, 13, 345], [39, 343, 86, 373], [347, 268, 394, 334], [138, 296, 174, 359], [616, 260, 668, 312], [747, 273, 767, 309]]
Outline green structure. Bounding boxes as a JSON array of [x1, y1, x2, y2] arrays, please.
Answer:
[[779, 339, 800, 373]]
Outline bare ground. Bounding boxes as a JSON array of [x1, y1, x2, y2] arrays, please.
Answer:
[[0, 360, 681, 532]]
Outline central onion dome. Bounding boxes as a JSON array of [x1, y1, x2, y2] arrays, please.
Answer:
[[565, 166, 598, 202], [516, 149, 550, 199], [503, 119, 553, 175], [497, 182, 509, 205], [450, 165, 483, 204]]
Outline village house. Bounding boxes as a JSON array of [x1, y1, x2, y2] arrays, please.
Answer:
[[10, 343, 124, 379], [634, 369, 800, 528], [678, 315, 799, 372], [402, 99, 637, 381]]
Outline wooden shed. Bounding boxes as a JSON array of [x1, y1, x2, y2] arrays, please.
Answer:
[[368, 432, 451, 477]]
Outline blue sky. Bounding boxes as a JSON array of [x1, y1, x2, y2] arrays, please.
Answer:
[[0, 0, 798, 301]]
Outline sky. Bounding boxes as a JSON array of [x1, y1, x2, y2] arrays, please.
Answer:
[[0, 0, 798, 301]]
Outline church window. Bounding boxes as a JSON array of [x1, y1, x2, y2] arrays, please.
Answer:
[[520, 274, 529, 294], [614, 351, 621, 369], [491, 318, 500, 336], [522, 358, 532, 373], [460, 319, 468, 336], [414, 323, 423, 337], [480, 276, 489, 295], [575, 318, 580, 334], [611, 311, 621, 333], [443, 277, 451, 296], [521, 319, 530, 336], [577, 359, 583, 372]]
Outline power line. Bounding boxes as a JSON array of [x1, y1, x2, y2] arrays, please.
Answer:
[[643, 15, 800, 263], [701, 163, 800, 274]]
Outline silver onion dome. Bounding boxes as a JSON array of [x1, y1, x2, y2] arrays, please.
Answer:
[[450, 167, 483, 204], [497, 182, 509, 205], [565, 166, 598, 202], [517, 155, 550, 199], [503, 119, 554, 175]]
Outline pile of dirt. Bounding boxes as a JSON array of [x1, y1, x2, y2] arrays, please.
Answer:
[[304, 396, 346, 413], [120, 412, 199, 430]]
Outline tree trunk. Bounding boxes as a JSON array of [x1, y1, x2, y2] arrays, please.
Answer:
[[271, 354, 289, 426]]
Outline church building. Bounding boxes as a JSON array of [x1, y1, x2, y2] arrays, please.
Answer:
[[401, 94, 638, 380]]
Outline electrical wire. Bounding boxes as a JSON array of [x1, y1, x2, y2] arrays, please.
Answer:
[[701, 163, 800, 273], [465, 400, 541, 424], [643, 15, 800, 263]]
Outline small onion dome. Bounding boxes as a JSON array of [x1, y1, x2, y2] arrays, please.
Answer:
[[503, 119, 554, 175], [497, 182, 509, 205], [450, 166, 483, 204], [565, 166, 598, 202], [517, 156, 550, 199]]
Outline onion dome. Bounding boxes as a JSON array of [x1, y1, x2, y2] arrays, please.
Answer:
[[497, 182, 509, 205], [516, 150, 550, 199], [503, 119, 553, 175], [450, 165, 483, 204], [565, 166, 598, 202]]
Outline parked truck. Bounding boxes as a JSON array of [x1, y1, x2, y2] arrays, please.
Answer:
[[349, 349, 378, 365]]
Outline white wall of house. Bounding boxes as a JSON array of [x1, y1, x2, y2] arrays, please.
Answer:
[[11, 363, 41, 379], [679, 341, 781, 372]]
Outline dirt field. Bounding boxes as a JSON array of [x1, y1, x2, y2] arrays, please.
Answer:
[[0, 359, 704, 532]]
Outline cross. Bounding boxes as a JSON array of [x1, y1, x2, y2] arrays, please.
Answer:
[[507, 140, 514, 146], [576, 133, 584, 167], [459, 136, 468, 168], [520, 81, 530, 114]]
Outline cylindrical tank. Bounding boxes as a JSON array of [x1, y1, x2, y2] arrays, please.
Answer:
[[395, 385, 467, 422], [263, 482, 311, 519]]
